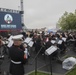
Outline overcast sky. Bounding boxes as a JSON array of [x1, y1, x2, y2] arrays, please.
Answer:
[[0, 0, 76, 29]]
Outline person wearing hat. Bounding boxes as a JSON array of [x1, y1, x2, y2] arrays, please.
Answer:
[[9, 34, 26, 75]]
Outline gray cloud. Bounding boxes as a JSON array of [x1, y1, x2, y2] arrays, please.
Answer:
[[0, 0, 76, 29], [24, 0, 76, 29]]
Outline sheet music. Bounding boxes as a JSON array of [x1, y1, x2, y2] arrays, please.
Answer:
[[7, 40, 13, 48], [24, 37, 32, 44], [45, 46, 57, 55], [7, 35, 13, 47], [51, 40, 56, 44], [28, 41, 34, 47], [62, 37, 66, 42], [58, 40, 62, 44], [8, 35, 13, 41]]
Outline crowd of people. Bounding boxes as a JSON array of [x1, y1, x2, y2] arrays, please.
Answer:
[[0, 30, 76, 75]]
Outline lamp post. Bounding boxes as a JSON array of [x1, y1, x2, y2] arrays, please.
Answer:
[[20, 0, 25, 31]]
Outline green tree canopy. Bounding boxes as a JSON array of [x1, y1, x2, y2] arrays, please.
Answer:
[[57, 10, 76, 30]]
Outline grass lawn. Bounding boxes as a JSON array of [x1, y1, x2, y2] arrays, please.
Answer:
[[66, 66, 76, 75], [28, 71, 49, 75]]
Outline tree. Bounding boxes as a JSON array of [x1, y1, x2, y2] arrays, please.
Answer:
[[57, 10, 76, 31]]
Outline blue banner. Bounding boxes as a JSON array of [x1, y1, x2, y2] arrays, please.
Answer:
[[0, 11, 22, 30]]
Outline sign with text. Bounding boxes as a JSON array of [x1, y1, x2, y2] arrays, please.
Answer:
[[0, 11, 22, 30]]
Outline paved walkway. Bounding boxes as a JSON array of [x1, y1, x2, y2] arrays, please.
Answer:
[[0, 45, 76, 75]]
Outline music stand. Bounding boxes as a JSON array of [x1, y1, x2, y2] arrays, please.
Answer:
[[45, 45, 58, 75], [30, 45, 45, 75]]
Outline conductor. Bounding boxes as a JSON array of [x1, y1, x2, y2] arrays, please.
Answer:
[[9, 34, 26, 75]]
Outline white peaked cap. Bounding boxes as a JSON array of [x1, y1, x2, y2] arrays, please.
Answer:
[[12, 34, 23, 40]]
